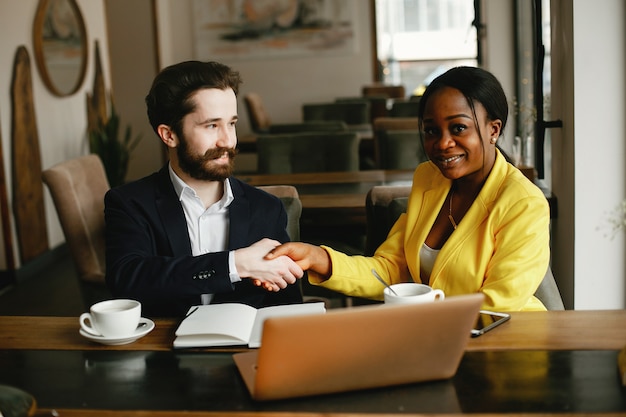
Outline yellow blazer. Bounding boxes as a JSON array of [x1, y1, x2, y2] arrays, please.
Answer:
[[312, 150, 550, 311]]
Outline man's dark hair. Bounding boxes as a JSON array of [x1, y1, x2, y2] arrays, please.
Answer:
[[145, 61, 242, 137]]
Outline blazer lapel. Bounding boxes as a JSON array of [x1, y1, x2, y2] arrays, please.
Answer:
[[430, 150, 506, 285], [154, 166, 192, 256], [227, 178, 252, 249]]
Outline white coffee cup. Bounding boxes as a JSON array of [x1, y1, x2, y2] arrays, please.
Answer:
[[79, 299, 141, 338], [383, 283, 445, 305]]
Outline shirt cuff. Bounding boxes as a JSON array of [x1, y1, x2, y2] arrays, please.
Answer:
[[228, 250, 241, 283]]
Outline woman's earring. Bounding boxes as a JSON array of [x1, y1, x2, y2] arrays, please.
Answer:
[[490, 137, 497, 144]]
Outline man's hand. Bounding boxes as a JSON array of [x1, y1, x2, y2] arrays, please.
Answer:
[[235, 238, 304, 292]]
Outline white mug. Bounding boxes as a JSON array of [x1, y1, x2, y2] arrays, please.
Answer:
[[383, 283, 445, 305], [80, 299, 141, 338]]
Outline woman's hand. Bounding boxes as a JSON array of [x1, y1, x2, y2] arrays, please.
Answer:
[[235, 238, 304, 292], [266, 242, 331, 277]]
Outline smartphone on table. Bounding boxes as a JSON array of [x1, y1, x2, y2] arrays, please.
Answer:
[[471, 310, 511, 337]]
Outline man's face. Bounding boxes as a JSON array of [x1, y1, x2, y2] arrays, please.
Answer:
[[175, 88, 238, 181]]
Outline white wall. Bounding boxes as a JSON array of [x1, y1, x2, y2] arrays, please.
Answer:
[[155, 0, 374, 137], [551, 0, 626, 309], [104, 0, 160, 182], [0, 0, 111, 267], [571, 0, 626, 308]]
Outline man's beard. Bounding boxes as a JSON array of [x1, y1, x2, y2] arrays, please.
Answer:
[[177, 138, 238, 182]]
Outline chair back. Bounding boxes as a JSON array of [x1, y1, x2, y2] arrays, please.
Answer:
[[42, 154, 111, 306], [256, 131, 360, 174], [256, 185, 301, 242], [42, 154, 109, 283], [372, 117, 424, 169], [302, 102, 370, 126], [244, 92, 271, 133], [267, 121, 348, 134], [377, 130, 427, 170], [365, 185, 412, 255], [534, 266, 565, 310], [336, 96, 388, 122], [364, 185, 565, 310], [373, 117, 420, 131], [389, 99, 421, 117]]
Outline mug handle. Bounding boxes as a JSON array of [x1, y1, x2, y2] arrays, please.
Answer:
[[433, 289, 445, 301], [79, 313, 101, 336]]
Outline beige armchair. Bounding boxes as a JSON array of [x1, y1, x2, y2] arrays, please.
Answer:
[[42, 154, 111, 307], [42, 159, 314, 307]]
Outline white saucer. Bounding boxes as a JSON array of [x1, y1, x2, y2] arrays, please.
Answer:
[[79, 317, 155, 345]]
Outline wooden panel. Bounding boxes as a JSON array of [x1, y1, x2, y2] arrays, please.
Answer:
[[11, 46, 48, 263], [0, 106, 15, 277], [86, 39, 107, 134]]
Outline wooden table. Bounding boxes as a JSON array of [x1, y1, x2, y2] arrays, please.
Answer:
[[2, 310, 626, 416], [3, 310, 626, 352]]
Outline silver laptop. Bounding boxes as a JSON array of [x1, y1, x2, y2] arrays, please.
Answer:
[[233, 293, 483, 401]]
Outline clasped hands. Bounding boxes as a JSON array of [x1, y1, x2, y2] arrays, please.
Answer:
[[235, 238, 330, 292]]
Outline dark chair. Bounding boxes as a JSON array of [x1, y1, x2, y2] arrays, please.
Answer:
[[377, 130, 427, 170], [372, 117, 425, 169], [365, 185, 412, 256], [364, 185, 565, 310], [256, 131, 361, 174], [534, 266, 565, 310], [336, 96, 389, 123], [265, 121, 349, 134], [389, 99, 421, 117], [244, 92, 347, 134], [302, 101, 370, 128]]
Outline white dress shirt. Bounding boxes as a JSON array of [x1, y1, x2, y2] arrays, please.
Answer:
[[169, 164, 240, 304]]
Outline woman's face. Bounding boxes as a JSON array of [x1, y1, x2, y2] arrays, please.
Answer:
[[421, 86, 501, 184]]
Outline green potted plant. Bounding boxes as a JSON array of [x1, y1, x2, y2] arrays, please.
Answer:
[[88, 103, 141, 187]]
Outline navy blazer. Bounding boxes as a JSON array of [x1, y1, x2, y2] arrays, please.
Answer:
[[104, 166, 302, 317]]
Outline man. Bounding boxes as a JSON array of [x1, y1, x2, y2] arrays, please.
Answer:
[[104, 60, 303, 317]]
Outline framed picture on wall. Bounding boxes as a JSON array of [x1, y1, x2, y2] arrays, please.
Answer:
[[33, 0, 88, 97], [191, 0, 358, 60]]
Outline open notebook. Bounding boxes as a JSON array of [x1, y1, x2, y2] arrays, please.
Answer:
[[233, 293, 483, 401]]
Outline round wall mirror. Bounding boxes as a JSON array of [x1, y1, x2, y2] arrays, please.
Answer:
[[33, 0, 88, 97]]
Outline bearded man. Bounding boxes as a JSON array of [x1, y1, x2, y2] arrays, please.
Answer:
[[104, 61, 303, 317]]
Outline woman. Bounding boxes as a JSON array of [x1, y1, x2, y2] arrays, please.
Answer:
[[267, 66, 550, 311]]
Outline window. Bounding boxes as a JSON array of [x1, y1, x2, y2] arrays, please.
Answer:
[[374, 0, 478, 96]]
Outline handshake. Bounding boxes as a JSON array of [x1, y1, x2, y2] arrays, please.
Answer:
[[234, 238, 331, 292]]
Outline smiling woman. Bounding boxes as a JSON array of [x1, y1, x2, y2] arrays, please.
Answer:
[[267, 66, 552, 313], [32, 0, 88, 97]]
